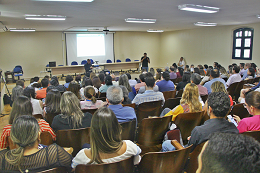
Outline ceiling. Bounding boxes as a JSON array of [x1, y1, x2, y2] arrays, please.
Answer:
[[0, 0, 260, 32]]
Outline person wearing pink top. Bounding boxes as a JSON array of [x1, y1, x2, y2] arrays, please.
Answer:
[[233, 91, 260, 133], [80, 86, 104, 109]]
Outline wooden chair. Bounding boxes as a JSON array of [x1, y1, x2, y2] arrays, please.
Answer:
[[229, 103, 250, 119], [75, 156, 134, 173], [254, 77, 260, 83], [185, 142, 206, 173], [82, 108, 98, 115], [122, 103, 136, 109], [40, 131, 53, 146], [56, 127, 91, 156], [200, 95, 208, 103], [99, 92, 106, 98], [120, 120, 136, 142], [45, 113, 59, 126], [136, 100, 162, 125], [39, 167, 68, 173], [234, 80, 245, 102], [176, 89, 183, 98], [174, 111, 204, 144], [163, 90, 176, 101], [97, 97, 107, 101], [138, 145, 193, 173], [170, 79, 176, 84], [162, 97, 181, 110], [137, 116, 172, 154], [227, 82, 239, 100], [242, 130, 260, 143], [246, 78, 254, 84], [175, 77, 182, 84], [33, 114, 43, 119]]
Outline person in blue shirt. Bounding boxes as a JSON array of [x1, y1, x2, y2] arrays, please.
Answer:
[[156, 72, 175, 92], [64, 75, 73, 88], [107, 86, 136, 123], [242, 63, 251, 80], [204, 69, 226, 94]]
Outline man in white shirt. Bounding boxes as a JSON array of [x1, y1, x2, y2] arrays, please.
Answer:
[[226, 66, 242, 87], [178, 57, 185, 69]]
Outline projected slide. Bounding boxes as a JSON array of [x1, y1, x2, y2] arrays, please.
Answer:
[[77, 34, 105, 57]]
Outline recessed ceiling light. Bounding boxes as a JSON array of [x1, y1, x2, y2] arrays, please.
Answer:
[[194, 22, 217, 26], [9, 28, 36, 32], [32, 0, 94, 2], [25, 15, 66, 20], [178, 4, 219, 13], [125, 18, 156, 23], [147, 29, 164, 32]]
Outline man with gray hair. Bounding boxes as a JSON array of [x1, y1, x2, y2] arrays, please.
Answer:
[[191, 73, 208, 95], [107, 86, 136, 123]]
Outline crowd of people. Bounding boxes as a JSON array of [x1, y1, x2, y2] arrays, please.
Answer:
[[1, 59, 260, 172]]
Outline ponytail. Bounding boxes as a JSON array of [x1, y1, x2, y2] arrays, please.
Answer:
[[84, 86, 96, 103]]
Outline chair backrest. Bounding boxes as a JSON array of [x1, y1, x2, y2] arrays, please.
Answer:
[[99, 92, 106, 98], [40, 131, 54, 146], [90, 59, 94, 64], [163, 97, 181, 110], [254, 77, 260, 83], [138, 145, 193, 173], [71, 61, 78, 65], [136, 100, 162, 124], [120, 120, 136, 141], [175, 77, 182, 84], [185, 142, 206, 173], [13, 66, 22, 73], [234, 80, 245, 102], [81, 60, 87, 65], [176, 89, 183, 97], [246, 78, 254, 84], [116, 59, 121, 62], [242, 130, 260, 143], [170, 79, 176, 84], [122, 103, 136, 109], [39, 167, 68, 173], [97, 97, 107, 102], [33, 114, 43, 119], [227, 82, 239, 100], [82, 108, 98, 115], [106, 59, 112, 63], [125, 58, 131, 62], [137, 116, 172, 146], [175, 111, 204, 144], [56, 127, 91, 156], [229, 103, 250, 119], [200, 95, 208, 103], [163, 90, 176, 101], [75, 156, 134, 173], [45, 113, 59, 126]]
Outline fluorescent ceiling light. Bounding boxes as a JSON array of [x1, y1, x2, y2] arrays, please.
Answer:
[[257, 15, 260, 18], [125, 18, 156, 23], [147, 29, 164, 32], [9, 28, 36, 32], [194, 22, 217, 26], [178, 4, 219, 13], [25, 15, 66, 20], [33, 0, 94, 2]]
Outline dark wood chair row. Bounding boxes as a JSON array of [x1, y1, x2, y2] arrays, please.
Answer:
[[227, 80, 245, 102]]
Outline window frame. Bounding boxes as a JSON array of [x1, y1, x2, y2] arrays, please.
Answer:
[[232, 27, 254, 60]]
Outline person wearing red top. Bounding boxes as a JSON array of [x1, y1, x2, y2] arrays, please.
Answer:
[[36, 78, 49, 99]]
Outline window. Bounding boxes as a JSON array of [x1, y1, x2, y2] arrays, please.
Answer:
[[232, 28, 254, 60]]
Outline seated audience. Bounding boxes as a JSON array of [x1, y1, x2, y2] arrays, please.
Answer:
[[51, 91, 92, 131], [176, 67, 183, 78], [199, 69, 205, 77], [36, 78, 49, 99], [245, 67, 255, 79], [111, 74, 119, 86], [156, 72, 175, 92], [169, 67, 177, 80], [233, 91, 260, 133], [200, 69, 211, 85], [119, 74, 134, 100], [90, 72, 96, 80], [210, 81, 233, 106], [0, 96, 56, 149], [135, 74, 146, 93], [16, 80, 24, 88], [98, 73, 105, 85], [80, 86, 104, 109], [219, 66, 229, 80], [197, 132, 260, 173], [43, 89, 61, 118], [162, 83, 202, 121], [23, 87, 43, 115], [165, 66, 170, 72], [193, 67, 200, 75], [71, 107, 141, 168], [226, 65, 242, 87], [0, 115, 72, 172], [92, 76, 102, 90], [203, 64, 208, 71], [242, 63, 251, 80], [119, 85, 132, 104], [190, 73, 208, 96], [190, 64, 194, 73], [28, 76, 39, 87], [68, 81, 81, 100], [132, 77, 165, 106], [126, 73, 137, 87], [75, 75, 81, 84], [10, 85, 23, 107], [138, 73, 159, 94], [204, 69, 226, 94], [107, 86, 136, 123], [99, 75, 113, 93], [239, 63, 245, 76], [48, 76, 66, 92], [155, 71, 162, 83], [176, 72, 191, 91], [64, 75, 73, 88]]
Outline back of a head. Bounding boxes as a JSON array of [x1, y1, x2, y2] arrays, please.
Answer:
[[68, 81, 81, 98], [50, 79, 58, 86], [165, 66, 169, 71], [194, 67, 200, 74], [105, 75, 113, 85], [198, 65, 203, 69], [9, 96, 33, 124], [92, 76, 101, 89], [178, 67, 184, 76], [51, 76, 58, 83], [162, 71, 170, 81], [16, 80, 24, 88], [181, 83, 201, 112], [125, 73, 131, 80], [240, 63, 245, 68], [11, 85, 23, 102], [23, 87, 36, 99], [191, 73, 201, 85], [182, 72, 191, 82], [246, 63, 251, 68], [145, 77, 155, 88], [83, 77, 93, 87], [98, 73, 105, 83], [245, 91, 260, 110], [199, 69, 205, 76], [204, 64, 208, 69], [44, 75, 50, 80], [233, 65, 240, 73], [207, 92, 230, 118], [90, 107, 122, 164], [205, 69, 211, 76], [90, 72, 96, 80], [41, 78, 49, 88], [248, 67, 255, 76], [210, 69, 220, 78], [75, 75, 81, 83], [45, 89, 61, 113], [34, 76, 40, 82], [84, 86, 97, 103], [211, 81, 227, 93], [65, 75, 73, 83], [145, 72, 154, 78], [119, 74, 131, 92], [139, 74, 145, 82], [106, 86, 123, 105], [170, 67, 175, 72], [200, 132, 260, 173]]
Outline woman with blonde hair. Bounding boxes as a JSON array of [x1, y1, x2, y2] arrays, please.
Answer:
[[211, 81, 233, 106], [80, 86, 104, 109], [51, 91, 92, 131], [161, 83, 202, 121], [0, 115, 72, 172], [72, 107, 141, 168]]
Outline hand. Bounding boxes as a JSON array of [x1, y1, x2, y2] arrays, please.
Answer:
[[233, 115, 241, 124], [187, 136, 191, 141]]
